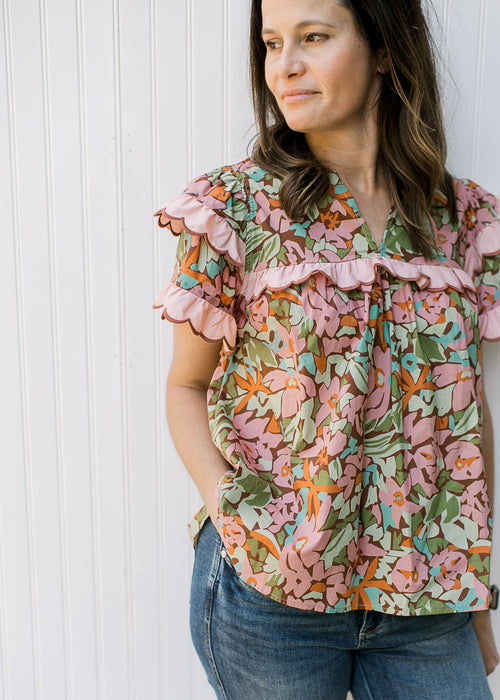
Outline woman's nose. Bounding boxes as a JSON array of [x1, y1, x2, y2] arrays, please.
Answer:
[[277, 45, 306, 78]]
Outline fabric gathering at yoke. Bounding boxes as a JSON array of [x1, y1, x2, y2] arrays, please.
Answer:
[[154, 159, 500, 616]]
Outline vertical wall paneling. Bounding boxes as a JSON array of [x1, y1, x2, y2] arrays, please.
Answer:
[[149, 0, 167, 695], [471, 0, 487, 178], [186, 0, 195, 181], [476, 0, 500, 193], [39, 0, 72, 695], [1, 1, 499, 698], [110, 0, 135, 696], [2, 0, 44, 696], [222, 0, 230, 163], [74, 0, 104, 696]]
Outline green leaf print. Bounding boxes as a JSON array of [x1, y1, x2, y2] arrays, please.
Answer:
[[247, 338, 279, 368], [418, 335, 446, 362], [443, 496, 460, 523], [425, 492, 448, 521], [298, 316, 315, 338], [453, 403, 480, 438]]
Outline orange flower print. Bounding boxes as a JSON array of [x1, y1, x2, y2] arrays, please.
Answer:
[[464, 203, 477, 231]]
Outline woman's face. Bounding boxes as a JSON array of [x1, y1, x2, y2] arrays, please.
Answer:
[[261, 0, 382, 142]]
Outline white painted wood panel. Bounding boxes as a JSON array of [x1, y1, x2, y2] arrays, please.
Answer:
[[1, 1, 499, 698]]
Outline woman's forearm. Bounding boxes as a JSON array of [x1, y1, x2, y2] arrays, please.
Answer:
[[166, 380, 231, 522]]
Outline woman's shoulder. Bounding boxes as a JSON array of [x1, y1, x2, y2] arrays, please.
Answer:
[[452, 176, 498, 217], [433, 176, 499, 250], [185, 158, 281, 202], [435, 176, 500, 279]]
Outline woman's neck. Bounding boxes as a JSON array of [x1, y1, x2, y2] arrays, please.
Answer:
[[306, 119, 384, 197]]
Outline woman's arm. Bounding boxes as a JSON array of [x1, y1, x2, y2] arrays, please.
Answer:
[[472, 393, 499, 675], [166, 322, 232, 526]]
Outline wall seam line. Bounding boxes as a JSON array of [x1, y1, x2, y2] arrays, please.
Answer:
[[3, 0, 40, 697], [38, 0, 74, 695], [0, 1, 14, 695], [222, 0, 230, 163], [187, 0, 195, 181], [111, 0, 135, 697], [74, 0, 105, 696], [149, 0, 167, 696], [472, 0, 488, 177]]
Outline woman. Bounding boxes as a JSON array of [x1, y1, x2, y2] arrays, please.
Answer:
[[155, 0, 500, 697]]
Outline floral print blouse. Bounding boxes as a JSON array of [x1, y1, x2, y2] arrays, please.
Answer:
[[155, 159, 500, 616]]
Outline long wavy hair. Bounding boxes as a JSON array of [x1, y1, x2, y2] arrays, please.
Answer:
[[249, 0, 457, 258]]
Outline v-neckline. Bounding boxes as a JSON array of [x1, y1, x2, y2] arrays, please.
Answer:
[[328, 171, 395, 254]]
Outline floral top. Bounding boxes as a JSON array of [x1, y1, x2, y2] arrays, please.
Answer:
[[155, 159, 500, 616]]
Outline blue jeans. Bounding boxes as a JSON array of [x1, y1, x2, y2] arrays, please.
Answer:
[[190, 520, 492, 700]]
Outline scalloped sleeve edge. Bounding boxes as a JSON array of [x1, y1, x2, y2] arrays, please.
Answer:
[[155, 191, 245, 268], [154, 282, 237, 350]]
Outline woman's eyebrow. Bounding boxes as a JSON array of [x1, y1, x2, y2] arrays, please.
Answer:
[[261, 20, 339, 35]]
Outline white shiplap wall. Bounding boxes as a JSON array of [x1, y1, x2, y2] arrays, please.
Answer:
[[1, 1, 499, 699]]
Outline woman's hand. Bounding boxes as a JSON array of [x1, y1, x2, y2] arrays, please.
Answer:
[[473, 610, 500, 675]]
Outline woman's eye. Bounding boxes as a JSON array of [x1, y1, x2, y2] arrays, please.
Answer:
[[264, 39, 281, 51], [304, 33, 326, 43]]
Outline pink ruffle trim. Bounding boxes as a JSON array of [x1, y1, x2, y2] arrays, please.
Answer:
[[480, 304, 500, 342], [240, 256, 476, 301], [154, 282, 237, 349], [155, 192, 245, 268], [464, 218, 500, 278]]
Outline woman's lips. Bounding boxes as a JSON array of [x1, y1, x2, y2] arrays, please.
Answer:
[[281, 90, 319, 104]]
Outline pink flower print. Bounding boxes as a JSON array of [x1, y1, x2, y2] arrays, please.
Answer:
[[279, 502, 348, 602], [403, 413, 445, 446], [431, 548, 467, 590], [391, 552, 429, 593], [461, 481, 491, 538], [315, 375, 344, 425], [189, 178, 230, 209], [255, 190, 288, 231], [336, 456, 362, 500], [283, 239, 321, 265], [265, 368, 316, 419], [275, 323, 307, 362], [249, 297, 269, 333], [299, 423, 349, 473], [232, 410, 284, 466], [414, 290, 448, 326], [280, 537, 316, 599], [324, 564, 350, 608], [432, 364, 475, 413], [308, 221, 330, 242], [272, 449, 294, 489], [239, 557, 273, 596], [358, 535, 386, 558], [390, 286, 416, 324], [379, 476, 420, 529], [317, 201, 360, 247], [446, 442, 483, 481], [366, 346, 392, 422], [408, 446, 440, 497], [302, 275, 337, 329], [267, 490, 302, 534]]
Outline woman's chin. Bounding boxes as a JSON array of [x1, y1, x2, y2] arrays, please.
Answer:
[[283, 116, 316, 134]]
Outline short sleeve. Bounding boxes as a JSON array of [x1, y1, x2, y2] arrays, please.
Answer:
[[153, 168, 247, 350], [459, 183, 500, 341]]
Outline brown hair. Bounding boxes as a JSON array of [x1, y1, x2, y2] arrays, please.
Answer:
[[249, 0, 457, 258]]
